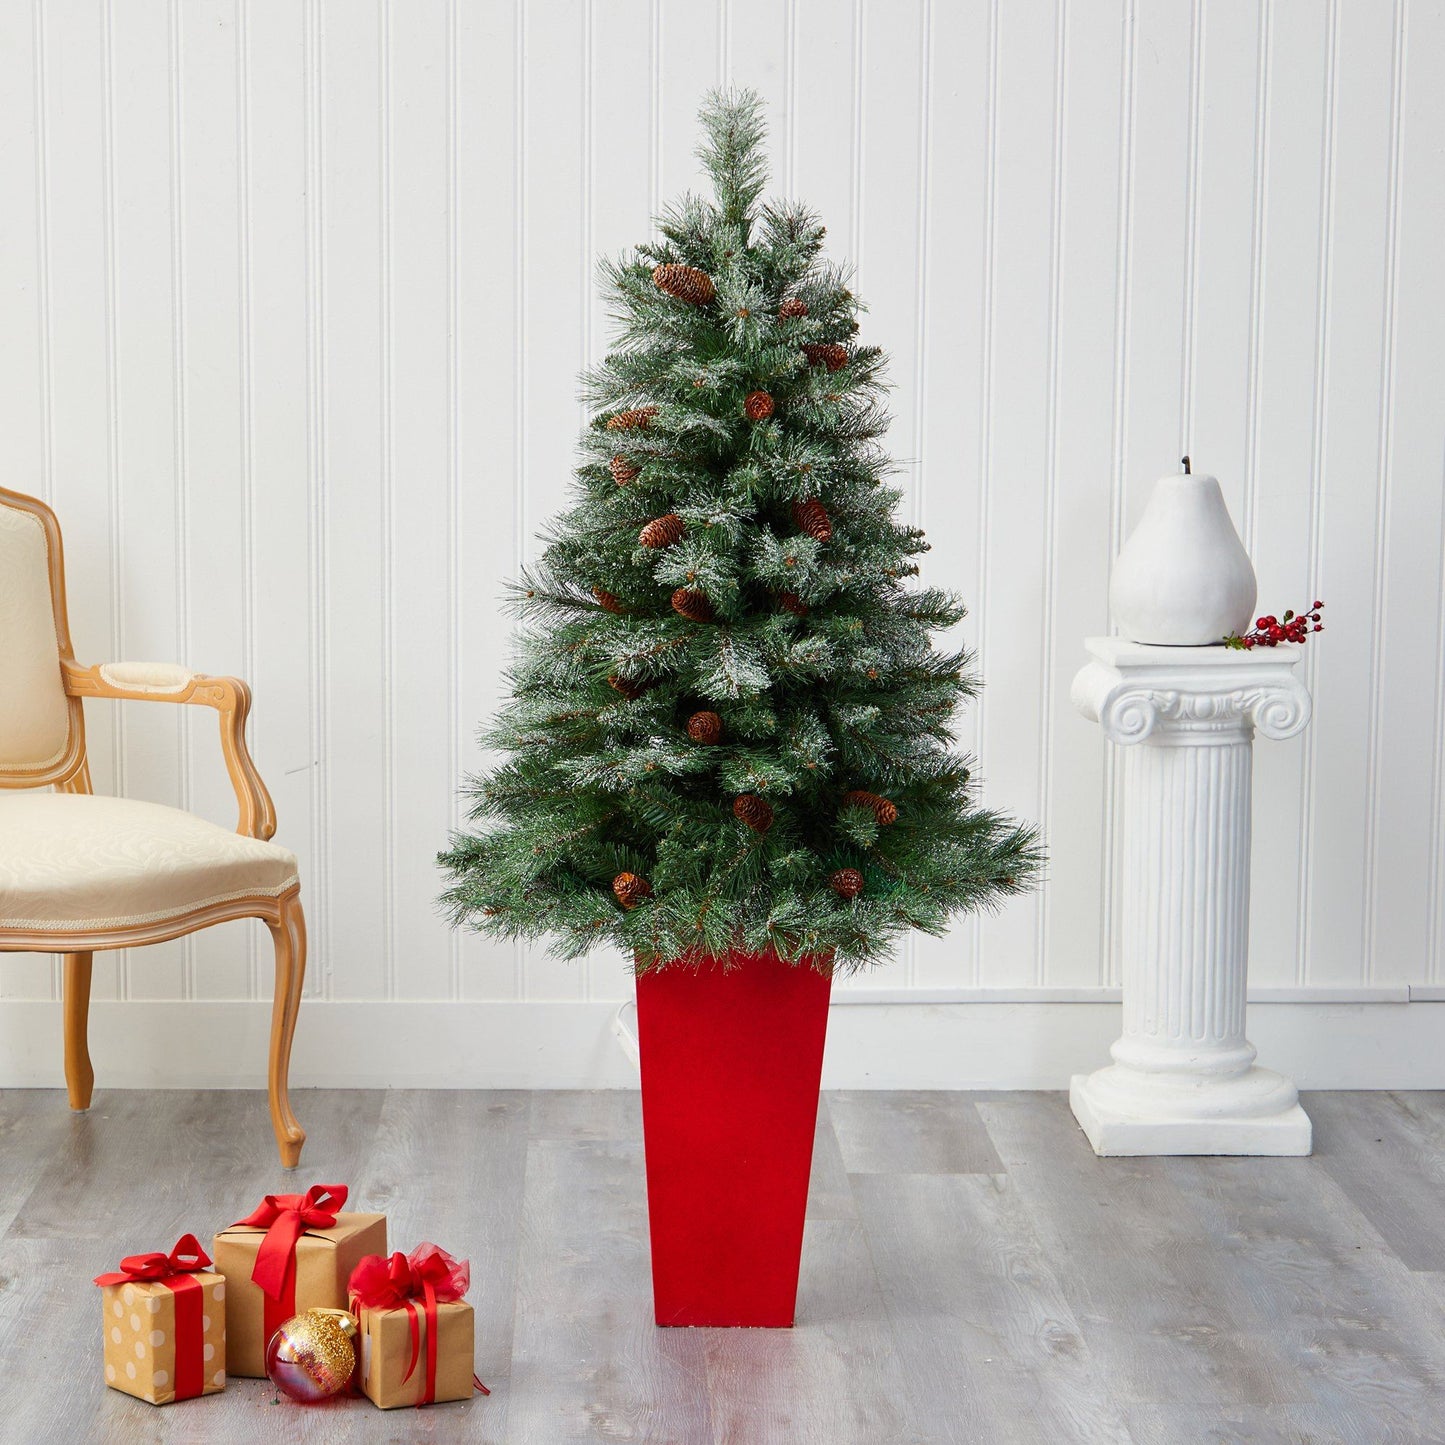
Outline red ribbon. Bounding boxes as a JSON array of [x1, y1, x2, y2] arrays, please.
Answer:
[[349, 1242, 487, 1405], [231, 1183, 347, 1351], [94, 1234, 212, 1401]]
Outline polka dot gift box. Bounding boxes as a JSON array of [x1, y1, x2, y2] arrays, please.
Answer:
[[94, 1234, 226, 1406]]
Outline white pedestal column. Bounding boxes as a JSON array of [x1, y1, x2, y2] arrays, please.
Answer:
[[1069, 637, 1313, 1156]]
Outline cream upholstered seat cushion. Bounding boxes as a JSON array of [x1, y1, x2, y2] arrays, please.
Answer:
[[0, 794, 298, 931]]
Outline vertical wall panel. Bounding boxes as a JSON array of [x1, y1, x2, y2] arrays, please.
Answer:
[[519, 0, 588, 1001], [109, 0, 186, 999], [1187, 2, 1261, 520], [2, 0, 1441, 1012], [657, 0, 720, 199], [789, 0, 856, 244], [1306, 0, 1399, 985], [975, 0, 1057, 985], [727, 0, 790, 121], [909, 0, 992, 990], [386, 0, 455, 1000], [1116, 0, 1194, 525], [319, 0, 387, 1000], [1247, 0, 1331, 989], [176, 0, 251, 999], [454, 0, 522, 1001], [1040, 0, 1125, 989], [242, 0, 317, 997], [1385, 0, 1445, 984], [1367, 0, 1443, 985], [38, 0, 119, 1008]]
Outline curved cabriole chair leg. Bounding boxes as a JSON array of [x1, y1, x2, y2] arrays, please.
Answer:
[[62, 951, 94, 1111], [265, 891, 307, 1168]]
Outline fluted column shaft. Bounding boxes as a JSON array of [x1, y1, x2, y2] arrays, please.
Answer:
[[1116, 736, 1252, 1074]]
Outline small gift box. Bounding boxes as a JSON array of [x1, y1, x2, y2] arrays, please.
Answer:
[[349, 1243, 486, 1408], [212, 1183, 385, 1378], [94, 1234, 226, 1405]]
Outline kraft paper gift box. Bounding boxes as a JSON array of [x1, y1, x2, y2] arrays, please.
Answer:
[[349, 1243, 484, 1409], [357, 1297, 476, 1409], [95, 1235, 226, 1406], [212, 1183, 385, 1378]]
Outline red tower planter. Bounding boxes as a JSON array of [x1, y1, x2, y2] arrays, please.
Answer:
[[636, 950, 833, 1327]]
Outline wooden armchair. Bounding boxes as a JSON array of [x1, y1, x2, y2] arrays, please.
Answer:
[[0, 487, 306, 1166]]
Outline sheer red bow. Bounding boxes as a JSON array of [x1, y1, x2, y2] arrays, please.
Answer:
[[349, 1243, 489, 1405]]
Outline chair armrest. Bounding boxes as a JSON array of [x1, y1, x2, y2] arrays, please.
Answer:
[[61, 659, 279, 840]]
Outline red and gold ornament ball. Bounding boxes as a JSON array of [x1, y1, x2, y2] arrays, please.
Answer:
[[264, 1309, 358, 1403]]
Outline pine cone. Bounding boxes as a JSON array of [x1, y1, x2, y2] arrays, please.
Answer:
[[686, 710, 722, 744], [843, 789, 898, 826], [639, 513, 685, 548], [652, 263, 716, 306], [606, 406, 658, 432], [778, 591, 809, 617], [593, 586, 625, 614], [671, 587, 714, 623], [778, 297, 808, 319], [609, 454, 640, 485], [733, 793, 774, 834], [802, 342, 848, 372], [613, 872, 652, 909], [744, 390, 775, 421], [829, 867, 865, 900], [608, 674, 651, 701], [793, 499, 833, 543]]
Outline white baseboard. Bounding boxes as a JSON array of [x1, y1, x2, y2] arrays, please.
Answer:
[[0, 996, 1441, 1091]]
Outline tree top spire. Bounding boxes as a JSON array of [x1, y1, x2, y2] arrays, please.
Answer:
[[697, 88, 769, 226]]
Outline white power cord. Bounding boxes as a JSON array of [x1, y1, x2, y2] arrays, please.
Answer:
[[611, 997, 640, 1069]]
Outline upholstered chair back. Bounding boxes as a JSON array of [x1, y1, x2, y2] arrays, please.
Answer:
[[0, 492, 73, 777]]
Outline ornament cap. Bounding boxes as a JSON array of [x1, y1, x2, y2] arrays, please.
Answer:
[[308, 1307, 358, 1339]]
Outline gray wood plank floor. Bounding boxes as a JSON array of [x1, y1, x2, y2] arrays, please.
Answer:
[[1, 1088, 1443, 1444]]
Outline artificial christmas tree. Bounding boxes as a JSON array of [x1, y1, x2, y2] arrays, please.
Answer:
[[440, 90, 1039, 1326]]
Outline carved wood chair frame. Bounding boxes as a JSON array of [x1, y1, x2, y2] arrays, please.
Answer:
[[0, 486, 306, 1167]]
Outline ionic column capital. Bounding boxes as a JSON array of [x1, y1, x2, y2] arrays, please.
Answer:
[[1071, 637, 1311, 747]]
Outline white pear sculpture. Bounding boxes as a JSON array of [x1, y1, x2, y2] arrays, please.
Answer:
[[1110, 460, 1257, 646]]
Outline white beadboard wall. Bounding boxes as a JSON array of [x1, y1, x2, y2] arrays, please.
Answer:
[[2, 0, 1444, 1086]]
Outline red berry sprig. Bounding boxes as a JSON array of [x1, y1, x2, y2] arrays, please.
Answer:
[[1225, 600, 1324, 650]]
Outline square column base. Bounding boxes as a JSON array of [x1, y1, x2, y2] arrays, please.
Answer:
[[1069, 1074, 1313, 1157]]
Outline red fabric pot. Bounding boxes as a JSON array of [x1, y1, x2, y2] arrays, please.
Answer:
[[636, 950, 833, 1327]]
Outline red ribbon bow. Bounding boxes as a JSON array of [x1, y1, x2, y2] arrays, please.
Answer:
[[231, 1183, 348, 1352], [349, 1243, 488, 1406], [94, 1235, 212, 1401], [93, 1233, 211, 1288]]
